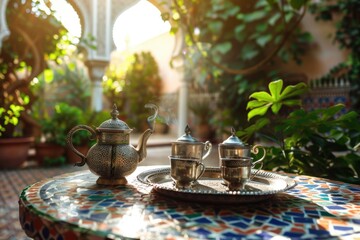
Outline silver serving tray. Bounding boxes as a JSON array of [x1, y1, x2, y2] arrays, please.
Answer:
[[137, 167, 297, 203]]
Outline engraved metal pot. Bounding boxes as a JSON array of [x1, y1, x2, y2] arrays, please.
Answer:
[[218, 127, 266, 165], [66, 105, 155, 186], [171, 125, 212, 161]]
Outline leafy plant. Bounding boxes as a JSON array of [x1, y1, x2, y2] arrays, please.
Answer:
[[103, 51, 163, 131], [43, 156, 66, 167], [40, 103, 91, 146], [238, 79, 360, 184], [161, 0, 312, 132], [0, 0, 70, 138], [189, 98, 214, 125]]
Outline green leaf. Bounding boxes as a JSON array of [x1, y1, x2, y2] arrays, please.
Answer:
[[241, 45, 259, 60], [248, 104, 271, 121], [213, 42, 232, 54], [243, 11, 267, 22], [209, 21, 223, 34], [256, 34, 272, 47], [249, 91, 273, 102], [237, 118, 270, 139], [269, 80, 283, 100], [235, 25, 245, 35], [280, 82, 307, 99], [290, 0, 307, 10], [271, 102, 282, 114], [282, 99, 302, 107], [247, 100, 268, 109], [268, 13, 281, 26]]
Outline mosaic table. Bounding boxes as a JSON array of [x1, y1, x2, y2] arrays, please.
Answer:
[[19, 166, 360, 239]]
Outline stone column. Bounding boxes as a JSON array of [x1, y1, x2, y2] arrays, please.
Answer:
[[177, 75, 188, 136], [85, 59, 109, 111]]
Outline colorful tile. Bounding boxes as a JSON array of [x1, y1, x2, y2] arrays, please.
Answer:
[[18, 167, 360, 239]]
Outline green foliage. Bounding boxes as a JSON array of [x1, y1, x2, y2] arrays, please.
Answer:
[[189, 98, 214, 125], [43, 156, 66, 167], [162, 0, 312, 132], [103, 51, 163, 131], [239, 80, 360, 184], [0, 105, 24, 136], [40, 103, 91, 146], [247, 79, 307, 120], [0, 0, 73, 138]]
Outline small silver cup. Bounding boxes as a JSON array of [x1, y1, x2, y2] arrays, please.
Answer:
[[169, 156, 206, 189], [220, 156, 263, 191], [171, 125, 212, 161]]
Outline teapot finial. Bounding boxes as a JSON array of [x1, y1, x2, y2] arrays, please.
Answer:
[[185, 125, 191, 135], [111, 104, 119, 120], [231, 127, 236, 136]]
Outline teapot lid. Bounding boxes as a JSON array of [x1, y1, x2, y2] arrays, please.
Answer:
[[221, 127, 245, 146], [97, 105, 131, 132], [175, 125, 199, 142]]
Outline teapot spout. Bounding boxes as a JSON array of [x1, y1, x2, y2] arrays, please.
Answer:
[[136, 129, 153, 162]]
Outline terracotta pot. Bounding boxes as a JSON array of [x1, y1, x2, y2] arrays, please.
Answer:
[[0, 137, 34, 168], [66, 145, 89, 164], [196, 124, 212, 142], [35, 143, 65, 166]]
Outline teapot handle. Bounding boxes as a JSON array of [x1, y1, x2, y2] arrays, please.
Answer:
[[202, 141, 212, 160], [251, 145, 266, 163], [66, 125, 97, 167]]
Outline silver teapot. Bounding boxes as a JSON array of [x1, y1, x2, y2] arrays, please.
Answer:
[[171, 125, 212, 161], [218, 127, 266, 162], [66, 104, 157, 186]]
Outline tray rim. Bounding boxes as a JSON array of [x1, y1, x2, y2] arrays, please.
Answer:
[[137, 167, 297, 197]]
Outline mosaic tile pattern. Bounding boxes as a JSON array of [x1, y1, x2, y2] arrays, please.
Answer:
[[0, 166, 87, 240], [19, 167, 360, 239]]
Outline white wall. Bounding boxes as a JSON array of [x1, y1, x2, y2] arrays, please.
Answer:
[[111, 32, 182, 94]]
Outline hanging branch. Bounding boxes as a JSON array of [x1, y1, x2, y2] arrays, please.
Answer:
[[173, 0, 307, 76]]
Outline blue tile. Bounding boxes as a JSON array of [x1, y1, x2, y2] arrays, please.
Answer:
[[352, 219, 360, 224], [284, 231, 303, 238], [255, 215, 269, 221], [42, 227, 50, 239], [195, 217, 212, 224], [309, 228, 331, 236], [194, 227, 212, 236], [325, 205, 347, 210], [255, 231, 274, 239], [89, 213, 109, 221], [170, 213, 184, 219], [333, 226, 354, 231], [293, 217, 315, 224], [222, 231, 246, 238], [57, 235, 64, 240], [348, 187, 360, 192], [221, 216, 240, 222], [77, 209, 90, 214], [269, 218, 290, 227], [231, 221, 249, 229], [284, 211, 304, 217]]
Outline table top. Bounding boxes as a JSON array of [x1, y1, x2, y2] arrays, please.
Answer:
[[19, 166, 360, 239]]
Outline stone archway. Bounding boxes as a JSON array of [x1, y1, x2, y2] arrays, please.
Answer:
[[0, 0, 187, 134]]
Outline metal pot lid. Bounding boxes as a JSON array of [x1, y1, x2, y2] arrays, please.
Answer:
[[221, 127, 245, 146], [97, 105, 131, 131], [175, 125, 199, 143]]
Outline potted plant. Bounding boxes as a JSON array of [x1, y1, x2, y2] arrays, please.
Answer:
[[238, 79, 360, 184], [103, 51, 163, 132], [34, 102, 94, 166], [189, 97, 216, 142], [0, 0, 67, 168]]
